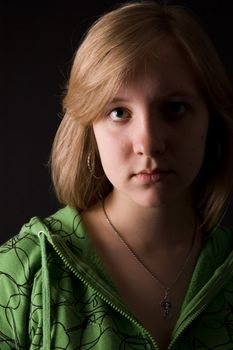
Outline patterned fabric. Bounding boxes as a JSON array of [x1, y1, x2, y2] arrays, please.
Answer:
[[0, 206, 233, 350]]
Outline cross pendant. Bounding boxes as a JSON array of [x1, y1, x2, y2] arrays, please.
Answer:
[[160, 289, 172, 319]]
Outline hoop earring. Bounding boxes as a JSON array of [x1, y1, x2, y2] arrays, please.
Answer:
[[87, 153, 103, 179]]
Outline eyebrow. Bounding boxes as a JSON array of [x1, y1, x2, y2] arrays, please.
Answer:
[[109, 97, 130, 104], [109, 91, 198, 105], [163, 90, 198, 99]]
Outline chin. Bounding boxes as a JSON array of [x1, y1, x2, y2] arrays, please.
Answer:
[[131, 193, 171, 209], [130, 187, 189, 209]]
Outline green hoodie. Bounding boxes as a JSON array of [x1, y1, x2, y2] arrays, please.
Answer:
[[0, 206, 233, 349]]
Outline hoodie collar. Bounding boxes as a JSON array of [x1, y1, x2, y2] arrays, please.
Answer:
[[40, 206, 233, 322]]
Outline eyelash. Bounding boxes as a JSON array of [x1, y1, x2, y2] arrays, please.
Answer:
[[108, 107, 130, 121], [107, 101, 190, 122], [163, 101, 189, 117]]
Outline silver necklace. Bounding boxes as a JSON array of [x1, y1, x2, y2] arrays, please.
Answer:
[[102, 200, 198, 320]]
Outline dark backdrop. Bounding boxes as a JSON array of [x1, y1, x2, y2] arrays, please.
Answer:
[[1, 0, 233, 244]]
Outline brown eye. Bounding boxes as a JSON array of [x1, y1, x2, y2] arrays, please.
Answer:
[[165, 101, 187, 116]]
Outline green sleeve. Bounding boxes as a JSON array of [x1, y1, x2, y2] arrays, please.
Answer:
[[0, 222, 42, 349]]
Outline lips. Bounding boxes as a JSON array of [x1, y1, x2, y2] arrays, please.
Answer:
[[136, 169, 171, 175], [133, 169, 172, 184], [137, 168, 170, 175]]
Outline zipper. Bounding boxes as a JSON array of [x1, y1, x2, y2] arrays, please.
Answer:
[[50, 238, 160, 350], [168, 304, 208, 349], [47, 236, 213, 350], [36, 218, 233, 350], [44, 229, 232, 350], [168, 262, 233, 349]]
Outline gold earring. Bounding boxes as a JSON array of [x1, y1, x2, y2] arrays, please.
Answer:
[[87, 153, 103, 179]]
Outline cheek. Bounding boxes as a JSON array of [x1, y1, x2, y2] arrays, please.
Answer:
[[184, 132, 208, 169], [94, 124, 129, 157], [94, 131, 126, 172]]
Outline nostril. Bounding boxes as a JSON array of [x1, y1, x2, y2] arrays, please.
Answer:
[[133, 138, 165, 157]]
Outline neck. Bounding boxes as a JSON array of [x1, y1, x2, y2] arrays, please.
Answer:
[[103, 190, 198, 254]]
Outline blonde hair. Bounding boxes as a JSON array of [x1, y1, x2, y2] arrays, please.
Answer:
[[51, 1, 233, 232]]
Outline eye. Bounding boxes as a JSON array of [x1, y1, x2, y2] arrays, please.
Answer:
[[164, 101, 188, 117], [109, 107, 130, 121]]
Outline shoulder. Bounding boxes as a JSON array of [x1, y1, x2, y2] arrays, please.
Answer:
[[0, 206, 82, 345], [209, 224, 233, 253], [0, 216, 44, 345], [203, 224, 233, 270], [0, 205, 84, 280], [0, 217, 43, 284], [0, 205, 81, 273]]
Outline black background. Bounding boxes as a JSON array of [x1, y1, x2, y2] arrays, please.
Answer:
[[1, 0, 233, 244]]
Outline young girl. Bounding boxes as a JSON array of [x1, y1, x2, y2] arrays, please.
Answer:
[[1, 2, 233, 349]]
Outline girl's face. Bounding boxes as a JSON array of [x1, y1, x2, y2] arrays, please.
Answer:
[[93, 42, 209, 209]]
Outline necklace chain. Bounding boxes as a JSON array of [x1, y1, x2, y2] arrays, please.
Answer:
[[102, 200, 198, 319]]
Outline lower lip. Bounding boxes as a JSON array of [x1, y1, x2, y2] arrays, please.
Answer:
[[134, 172, 171, 184]]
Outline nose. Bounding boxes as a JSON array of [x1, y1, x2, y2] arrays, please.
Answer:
[[133, 116, 166, 157]]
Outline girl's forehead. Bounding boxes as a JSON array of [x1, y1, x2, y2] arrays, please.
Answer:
[[119, 41, 195, 82], [114, 57, 201, 101]]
